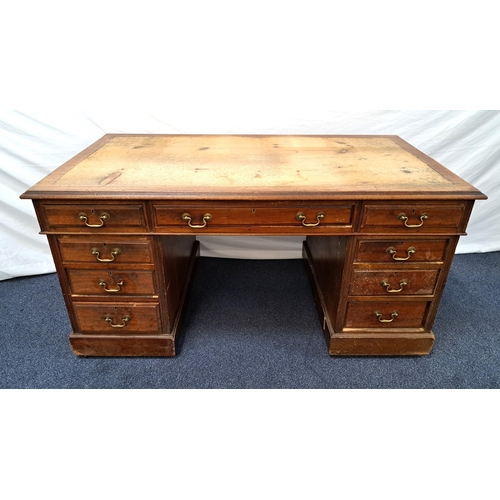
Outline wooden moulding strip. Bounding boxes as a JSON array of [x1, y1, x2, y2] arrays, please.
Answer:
[[327, 333, 435, 356], [69, 335, 177, 357]]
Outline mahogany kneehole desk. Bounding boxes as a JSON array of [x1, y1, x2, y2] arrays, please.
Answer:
[[21, 134, 486, 357]]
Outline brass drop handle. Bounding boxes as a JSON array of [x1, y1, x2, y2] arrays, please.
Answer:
[[397, 212, 428, 228], [296, 211, 326, 227], [386, 246, 416, 261], [104, 315, 130, 328], [91, 248, 121, 262], [79, 212, 110, 227], [98, 279, 124, 293], [182, 212, 212, 228], [380, 279, 408, 293], [374, 310, 399, 323]]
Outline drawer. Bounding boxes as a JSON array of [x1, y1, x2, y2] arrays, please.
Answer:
[[349, 270, 440, 296], [73, 302, 161, 334], [354, 239, 449, 264], [57, 236, 154, 265], [41, 203, 148, 232], [152, 203, 355, 232], [67, 269, 156, 296], [360, 203, 466, 233], [344, 301, 429, 329]]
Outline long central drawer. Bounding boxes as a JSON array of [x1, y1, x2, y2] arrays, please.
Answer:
[[152, 202, 356, 233]]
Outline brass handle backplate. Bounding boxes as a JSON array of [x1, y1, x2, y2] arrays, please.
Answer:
[[182, 212, 212, 228], [98, 279, 124, 293], [296, 211, 326, 227], [380, 279, 408, 293], [386, 246, 416, 261], [91, 248, 121, 262], [397, 212, 428, 228], [79, 212, 110, 227], [374, 310, 399, 323], [104, 315, 130, 328]]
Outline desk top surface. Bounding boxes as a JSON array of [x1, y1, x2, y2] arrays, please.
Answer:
[[22, 134, 486, 200]]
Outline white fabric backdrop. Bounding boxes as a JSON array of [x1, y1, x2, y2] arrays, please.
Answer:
[[1, 110, 498, 280]]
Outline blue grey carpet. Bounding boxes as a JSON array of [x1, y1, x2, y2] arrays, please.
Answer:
[[1, 252, 499, 388]]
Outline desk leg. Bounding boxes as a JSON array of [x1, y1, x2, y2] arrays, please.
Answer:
[[303, 237, 434, 356], [158, 235, 200, 355], [69, 236, 199, 357]]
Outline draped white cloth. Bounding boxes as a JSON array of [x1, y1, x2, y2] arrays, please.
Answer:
[[1, 110, 498, 280]]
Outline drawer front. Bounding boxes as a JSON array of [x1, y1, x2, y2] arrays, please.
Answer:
[[73, 302, 161, 334], [41, 203, 148, 232], [152, 204, 355, 232], [355, 239, 448, 263], [360, 203, 466, 233], [344, 301, 429, 329], [57, 236, 154, 265], [349, 270, 439, 296], [67, 269, 156, 296]]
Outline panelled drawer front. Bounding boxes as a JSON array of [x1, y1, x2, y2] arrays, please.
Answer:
[[58, 236, 154, 265], [152, 204, 355, 231], [355, 239, 448, 263], [344, 301, 429, 329], [67, 269, 156, 296], [360, 203, 466, 233], [73, 302, 161, 334], [42, 203, 148, 232], [349, 270, 440, 296]]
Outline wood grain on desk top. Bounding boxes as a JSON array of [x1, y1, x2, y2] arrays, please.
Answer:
[[22, 134, 486, 200]]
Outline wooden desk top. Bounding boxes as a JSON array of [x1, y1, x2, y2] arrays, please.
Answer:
[[22, 134, 486, 200]]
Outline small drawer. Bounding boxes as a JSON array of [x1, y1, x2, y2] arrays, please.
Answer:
[[41, 203, 148, 232], [57, 236, 154, 265], [73, 302, 161, 334], [67, 269, 157, 296], [349, 270, 440, 296], [354, 239, 449, 264], [152, 203, 355, 233], [344, 301, 429, 329], [360, 203, 466, 233]]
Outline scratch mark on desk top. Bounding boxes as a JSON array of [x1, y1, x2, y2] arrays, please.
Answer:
[[99, 170, 123, 185]]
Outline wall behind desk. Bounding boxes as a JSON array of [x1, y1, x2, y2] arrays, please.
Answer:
[[1, 110, 498, 280]]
